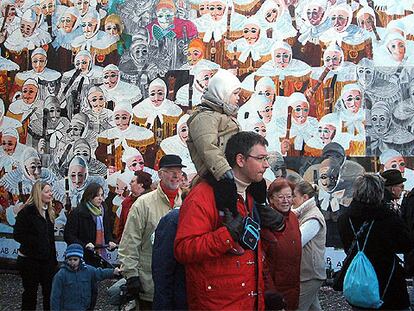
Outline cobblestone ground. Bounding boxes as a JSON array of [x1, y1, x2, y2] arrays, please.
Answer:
[[0, 272, 354, 311]]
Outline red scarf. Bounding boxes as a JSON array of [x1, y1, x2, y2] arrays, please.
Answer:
[[160, 183, 179, 208]]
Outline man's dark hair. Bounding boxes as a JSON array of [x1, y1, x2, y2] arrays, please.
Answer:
[[134, 170, 152, 190], [225, 131, 268, 167]]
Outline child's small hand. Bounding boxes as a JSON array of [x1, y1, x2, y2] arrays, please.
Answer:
[[114, 267, 122, 276]]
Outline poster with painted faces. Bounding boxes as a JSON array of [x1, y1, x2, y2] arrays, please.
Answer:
[[2, 0, 414, 236]]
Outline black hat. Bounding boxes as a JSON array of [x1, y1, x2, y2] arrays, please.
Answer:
[[380, 169, 406, 186], [159, 154, 186, 169]]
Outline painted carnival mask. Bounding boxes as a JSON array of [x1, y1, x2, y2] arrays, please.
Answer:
[[254, 122, 267, 137], [75, 55, 91, 74], [31, 54, 47, 73], [195, 70, 213, 92], [149, 85, 165, 107], [178, 122, 189, 143], [307, 5, 324, 26], [356, 65, 374, 88], [126, 154, 145, 172], [48, 105, 61, 122], [87, 90, 106, 113], [60, 13, 77, 33], [1, 136, 17, 155], [24, 157, 42, 180], [22, 84, 38, 104], [324, 51, 342, 71], [73, 143, 91, 162], [103, 70, 119, 90], [208, 1, 225, 21], [198, 2, 209, 15], [69, 165, 87, 188], [274, 48, 291, 69], [371, 107, 391, 135], [331, 9, 349, 32], [70, 122, 85, 139], [265, 6, 280, 23], [318, 158, 340, 192], [358, 13, 375, 32], [387, 39, 406, 62], [40, 0, 56, 16], [319, 124, 336, 144], [343, 90, 362, 113], [243, 24, 260, 45], [257, 87, 275, 105], [156, 8, 174, 29], [75, 0, 89, 16], [187, 48, 203, 66], [258, 104, 273, 124], [114, 110, 131, 131], [131, 44, 149, 65], [384, 156, 406, 174], [81, 16, 98, 39], [20, 20, 36, 38], [292, 102, 309, 125], [115, 178, 129, 196], [105, 22, 119, 36]]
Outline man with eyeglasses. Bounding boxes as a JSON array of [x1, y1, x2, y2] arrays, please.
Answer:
[[119, 154, 185, 311], [175, 131, 285, 310]]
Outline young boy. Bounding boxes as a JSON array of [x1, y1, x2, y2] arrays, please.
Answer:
[[51, 243, 121, 311]]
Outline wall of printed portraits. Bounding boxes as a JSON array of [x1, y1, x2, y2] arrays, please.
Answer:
[[1, 0, 414, 249]]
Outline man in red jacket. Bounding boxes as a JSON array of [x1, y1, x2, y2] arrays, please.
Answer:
[[174, 131, 285, 310]]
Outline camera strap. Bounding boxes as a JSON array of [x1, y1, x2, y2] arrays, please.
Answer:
[[246, 195, 261, 309]]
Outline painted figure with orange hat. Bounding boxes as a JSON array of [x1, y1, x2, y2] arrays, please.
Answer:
[[146, 0, 197, 42]]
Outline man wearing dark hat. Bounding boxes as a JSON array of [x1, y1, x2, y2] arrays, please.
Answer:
[[381, 169, 406, 214], [118, 154, 185, 310]]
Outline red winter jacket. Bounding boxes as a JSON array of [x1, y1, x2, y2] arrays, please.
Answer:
[[174, 181, 265, 311], [262, 211, 301, 310]]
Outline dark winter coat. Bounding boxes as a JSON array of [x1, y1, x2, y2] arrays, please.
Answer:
[[338, 200, 413, 310], [51, 261, 114, 311], [63, 202, 115, 266], [13, 203, 57, 263], [152, 208, 187, 310]]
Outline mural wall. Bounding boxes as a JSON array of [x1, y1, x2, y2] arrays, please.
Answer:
[[1, 0, 414, 247]]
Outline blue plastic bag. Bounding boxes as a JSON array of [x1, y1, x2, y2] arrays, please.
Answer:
[[343, 250, 383, 309]]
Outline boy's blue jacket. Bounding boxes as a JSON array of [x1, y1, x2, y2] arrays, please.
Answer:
[[51, 260, 114, 311]]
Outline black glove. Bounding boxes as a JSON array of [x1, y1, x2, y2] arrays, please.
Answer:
[[264, 290, 287, 311], [247, 179, 267, 204], [205, 173, 238, 216], [223, 208, 244, 242], [126, 276, 143, 298], [257, 203, 285, 231]]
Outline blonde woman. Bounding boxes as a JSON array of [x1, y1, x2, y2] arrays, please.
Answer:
[[13, 181, 58, 311]]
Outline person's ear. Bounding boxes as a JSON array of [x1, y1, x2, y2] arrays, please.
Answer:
[[303, 194, 309, 201], [235, 153, 245, 168]]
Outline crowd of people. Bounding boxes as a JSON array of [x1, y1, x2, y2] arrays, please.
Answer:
[[11, 132, 414, 311], [8, 61, 414, 311]]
